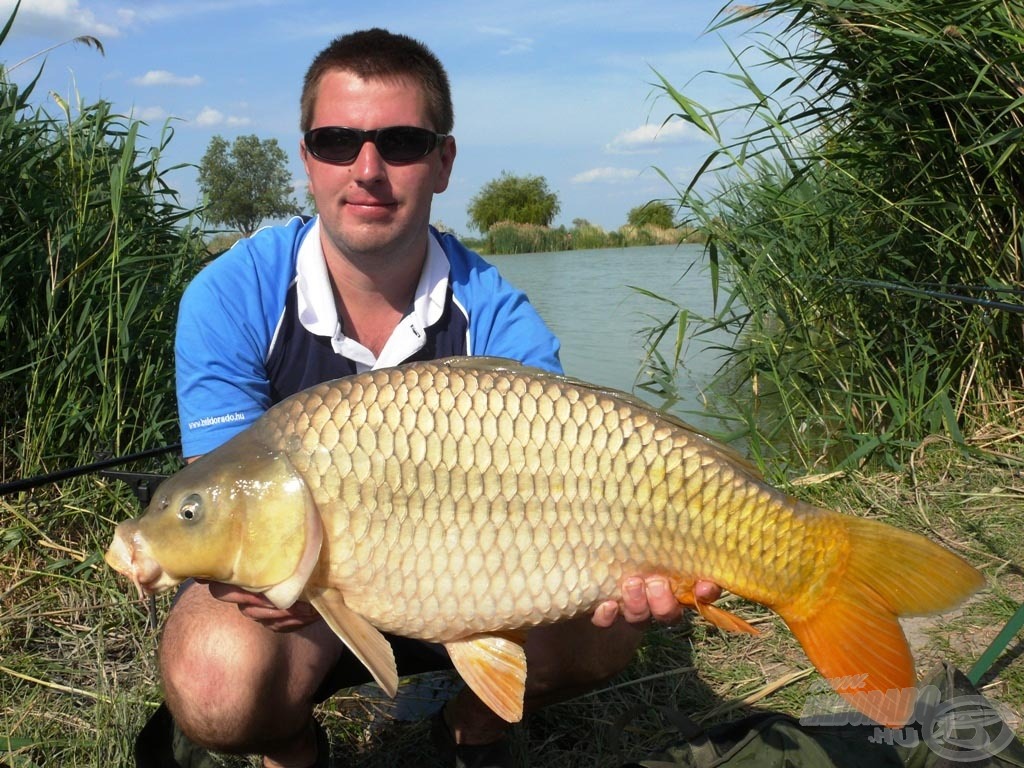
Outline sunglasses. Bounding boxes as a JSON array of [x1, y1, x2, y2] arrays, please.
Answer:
[[304, 125, 448, 165]]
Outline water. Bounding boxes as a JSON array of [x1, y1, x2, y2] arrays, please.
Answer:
[[489, 243, 730, 430]]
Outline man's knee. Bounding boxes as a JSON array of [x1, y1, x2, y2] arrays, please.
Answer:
[[160, 619, 268, 748], [158, 588, 300, 751], [525, 617, 644, 702]]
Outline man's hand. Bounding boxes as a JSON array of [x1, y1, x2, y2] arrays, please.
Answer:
[[204, 574, 721, 632], [203, 581, 321, 632], [591, 576, 722, 628]]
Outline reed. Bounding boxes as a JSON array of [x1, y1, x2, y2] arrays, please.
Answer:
[[484, 221, 573, 254], [645, 0, 1024, 470], [0, 43, 205, 481], [0, 7, 203, 762], [474, 220, 690, 255]]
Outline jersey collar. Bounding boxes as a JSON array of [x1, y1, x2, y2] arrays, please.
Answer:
[[295, 219, 450, 371]]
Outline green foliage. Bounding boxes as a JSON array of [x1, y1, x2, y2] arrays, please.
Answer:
[[0, 17, 206, 479], [197, 134, 299, 237], [647, 0, 1024, 470], [484, 222, 572, 254], [627, 200, 675, 229], [467, 172, 561, 232], [471, 220, 684, 255], [570, 219, 613, 250]]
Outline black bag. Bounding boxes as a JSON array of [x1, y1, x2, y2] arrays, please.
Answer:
[[624, 664, 1024, 768]]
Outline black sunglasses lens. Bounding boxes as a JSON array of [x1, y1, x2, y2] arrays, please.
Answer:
[[376, 127, 435, 162], [306, 127, 441, 164], [308, 128, 361, 163]]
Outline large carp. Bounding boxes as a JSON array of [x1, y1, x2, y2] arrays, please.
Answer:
[[105, 357, 983, 726]]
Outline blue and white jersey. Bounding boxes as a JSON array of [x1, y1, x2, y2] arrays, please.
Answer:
[[175, 217, 562, 457]]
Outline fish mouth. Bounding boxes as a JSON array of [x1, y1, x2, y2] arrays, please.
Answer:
[[104, 522, 179, 598]]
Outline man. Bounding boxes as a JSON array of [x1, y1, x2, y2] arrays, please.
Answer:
[[156, 28, 714, 768]]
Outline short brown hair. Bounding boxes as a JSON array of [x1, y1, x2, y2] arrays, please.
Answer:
[[300, 28, 454, 134]]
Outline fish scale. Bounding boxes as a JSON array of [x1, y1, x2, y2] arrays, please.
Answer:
[[255, 362, 831, 641], [106, 356, 984, 726]]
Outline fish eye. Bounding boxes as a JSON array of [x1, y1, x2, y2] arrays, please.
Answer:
[[178, 494, 203, 523]]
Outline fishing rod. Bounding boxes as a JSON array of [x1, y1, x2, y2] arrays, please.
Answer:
[[0, 442, 180, 496], [826, 276, 1024, 314]]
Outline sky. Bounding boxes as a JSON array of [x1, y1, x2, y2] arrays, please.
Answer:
[[0, 0, 765, 236]]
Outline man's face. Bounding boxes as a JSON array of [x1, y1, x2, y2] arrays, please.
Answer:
[[301, 70, 456, 265]]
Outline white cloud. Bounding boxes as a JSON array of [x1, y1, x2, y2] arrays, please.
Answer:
[[131, 70, 203, 87], [194, 107, 222, 126], [0, 0, 120, 37], [477, 25, 533, 56], [606, 120, 704, 154], [132, 106, 169, 122], [193, 107, 251, 127], [571, 167, 641, 184], [117, 0, 281, 24]]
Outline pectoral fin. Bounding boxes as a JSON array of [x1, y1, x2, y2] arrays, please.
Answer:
[[445, 633, 527, 723], [308, 588, 398, 698]]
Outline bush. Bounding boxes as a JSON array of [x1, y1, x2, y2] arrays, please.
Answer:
[[484, 222, 572, 254], [468, 172, 561, 232]]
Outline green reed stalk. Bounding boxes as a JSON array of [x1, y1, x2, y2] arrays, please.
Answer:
[[645, 0, 1024, 471]]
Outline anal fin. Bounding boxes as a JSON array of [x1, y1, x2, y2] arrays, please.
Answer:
[[677, 585, 760, 635], [308, 588, 398, 697], [445, 633, 527, 723], [696, 601, 760, 635]]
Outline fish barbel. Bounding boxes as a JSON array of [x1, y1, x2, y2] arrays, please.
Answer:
[[105, 357, 983, 726]]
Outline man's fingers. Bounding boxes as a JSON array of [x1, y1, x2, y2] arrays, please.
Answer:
[[694, 579, 722, 604], [590, 576, 725, 628], [645, 577, 683, 624], [620, 577, 652, 623], [591, 600, 620, 628], [205, 580, 320, 629]]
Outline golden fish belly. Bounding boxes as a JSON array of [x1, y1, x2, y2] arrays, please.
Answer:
[[256, 361, 833, 643]]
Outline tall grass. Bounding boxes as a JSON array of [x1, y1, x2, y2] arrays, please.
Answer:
[[484, 221, 573, 254], [1, 7, 205, 764], [0, 36, 205, 479], [472, 220, 692, 255], [646, 0, 1024, 471]]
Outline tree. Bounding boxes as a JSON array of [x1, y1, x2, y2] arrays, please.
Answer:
[[626, 200, 675, 229], [467, 172, 560, 232], [197, 134, 299, 237]]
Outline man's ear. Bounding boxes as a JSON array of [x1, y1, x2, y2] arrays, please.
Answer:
[[434, 136, 457, 194]]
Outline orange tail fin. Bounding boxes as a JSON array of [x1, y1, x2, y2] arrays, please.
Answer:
[[780, 515, 984, 727]]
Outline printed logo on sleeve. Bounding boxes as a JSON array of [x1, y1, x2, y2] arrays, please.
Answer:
[[188, 412, 246, 430]]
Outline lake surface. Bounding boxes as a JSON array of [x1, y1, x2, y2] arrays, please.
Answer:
[[488, 243, 731, 431]]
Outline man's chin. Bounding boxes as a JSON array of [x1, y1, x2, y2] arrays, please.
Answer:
[[322, 217, 430, 263]]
